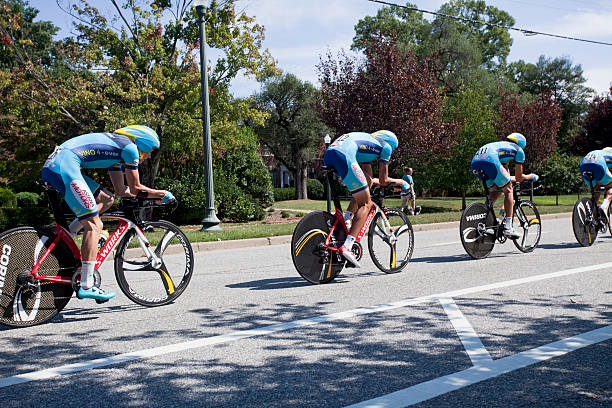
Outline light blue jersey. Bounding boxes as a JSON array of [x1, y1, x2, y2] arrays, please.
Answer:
[[579, 150, 612, 187], [471, 141, 526, 188]]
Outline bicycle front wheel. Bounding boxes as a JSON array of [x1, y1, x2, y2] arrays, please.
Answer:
[[115, 220, 194, 306], [0, 227, 77, 327], [513, 200, 542, 253], [460, 202, 496, 259], [572, 198, 597, 247], [367, 207, 414, 273], [291, 211, 346, 284]]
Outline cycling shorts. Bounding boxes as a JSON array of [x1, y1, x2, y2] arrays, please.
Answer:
[[323, 148, 368, 194], [579, 155, 612, 187], [41, 147, 102, 220], [471, 152, 510, 188]]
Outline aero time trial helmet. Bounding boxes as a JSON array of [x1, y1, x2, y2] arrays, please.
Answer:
[[506, 133, 526, 149], [603, 147, 612, 154], [372, 130, 398, 152], [114, 125, 160, 152]]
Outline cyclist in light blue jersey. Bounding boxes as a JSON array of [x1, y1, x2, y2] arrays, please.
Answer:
[[470, 133, 538, 239], [42, 125, 174, 301], [323, 130, 404, 267], [579, 147, 612, 219]]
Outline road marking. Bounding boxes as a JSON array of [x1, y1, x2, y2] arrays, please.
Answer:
[[1, 262, 610, 388], [345, 324, 612, 408], [426, 241, 460, 247], [439, 297, 492, 365]]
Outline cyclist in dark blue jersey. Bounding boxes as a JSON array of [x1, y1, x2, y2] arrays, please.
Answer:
[[323, 130, 404, 267], [471, 133, 538, 239], [42, 125, 174, 301]]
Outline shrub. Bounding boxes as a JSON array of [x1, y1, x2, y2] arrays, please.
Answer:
[[0, 187, 17, 208], [274, 187, 295, 201], [280, 210, 291, 218], [0, 207, 52, 231], [307, 178, 324, 200], [16, 192, 43, 208]]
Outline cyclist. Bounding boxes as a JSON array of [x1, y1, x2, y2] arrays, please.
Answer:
[[41, 125, 174, 301], [323, 130, 404, 268], [470, 133, 538, 239], [400, 166, 421, 215], [579, 147, 612, 220]]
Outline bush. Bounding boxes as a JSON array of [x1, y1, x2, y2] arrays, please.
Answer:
[[0, 187, 17, 208], [0, 207, 52, 231], [307, 178, 324, 200], [274, 187, 295, 201], [16, 192, 43, 208]]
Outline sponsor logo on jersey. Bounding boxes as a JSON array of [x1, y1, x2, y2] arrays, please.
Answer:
[[70, 180, 96, 210], [0, 244, 12, 298], [466, 213, 487, 222]]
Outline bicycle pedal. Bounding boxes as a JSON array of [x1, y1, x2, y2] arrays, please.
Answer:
[[345, 262, 358, 268], [95, 298, 110, 304]]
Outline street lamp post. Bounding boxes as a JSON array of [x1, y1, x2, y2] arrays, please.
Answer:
[[195, 0, 221, 231], [324, 134, 331, 213]]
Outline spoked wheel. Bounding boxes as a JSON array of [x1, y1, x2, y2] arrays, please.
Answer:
[[291, 211, 346, 284], [367, 207, 414, 273], [0, 227, 77, 327], [115, 220, 194, 306], [460, 202, 496, 259], [572, 198, 598, 247], [513, 200, 542, 253]]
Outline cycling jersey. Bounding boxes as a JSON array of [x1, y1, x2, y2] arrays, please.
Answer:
[[323, 132, 393, 194], [579, 150, 612, 187], [471, 141, 526, 188], [42, 133, 140, 220]]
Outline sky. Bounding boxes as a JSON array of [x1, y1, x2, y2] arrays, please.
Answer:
[[31, 0, 612, 98]]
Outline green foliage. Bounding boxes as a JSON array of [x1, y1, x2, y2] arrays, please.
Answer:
[[280, 210, 290, 218], [155, 173, 207, 225], [0, 207, 52, 231], [307, 178, 324, 200], [539, 152, 583, 199], [16, 191, 42, 207], [0, 187, 17, 208], [273, 188, 295, 202]]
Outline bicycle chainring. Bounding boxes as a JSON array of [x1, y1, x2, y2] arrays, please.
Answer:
[[351, 241, 363, 261]]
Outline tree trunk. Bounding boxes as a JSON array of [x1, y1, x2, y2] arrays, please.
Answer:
[[462, 191, 466, 211], [295, 165, 308, 200], [556, 194, 559, 206]]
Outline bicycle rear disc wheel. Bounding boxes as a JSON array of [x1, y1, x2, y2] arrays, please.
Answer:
[[0, 227, 77, 327], [460, 202, 495, 259], [291, 211, 346, 284], [513, 200, 542, 253], [572, 198, 597, 247], [367, 207, 414, 273], [115, 220, 194, 306]]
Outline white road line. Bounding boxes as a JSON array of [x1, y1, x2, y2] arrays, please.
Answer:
[[345, 324, 612, 408], [1, 262, 610, 388], [439, 297, 492, 365], [426, 241, 460, 247]]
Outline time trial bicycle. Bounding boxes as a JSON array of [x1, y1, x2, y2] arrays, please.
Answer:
[[572, 171, 609, 246], [0, 183, 194, 327], [291, 167, 414, 284], [460, 169, 542, 259]]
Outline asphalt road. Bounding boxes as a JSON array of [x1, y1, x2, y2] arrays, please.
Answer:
[[0, 216, 610, 407]]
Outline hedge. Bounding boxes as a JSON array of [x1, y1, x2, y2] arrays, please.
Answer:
[[0, 207, 52, 231]]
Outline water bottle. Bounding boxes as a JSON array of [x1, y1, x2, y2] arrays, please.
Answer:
[[498, 208, 505, 222]]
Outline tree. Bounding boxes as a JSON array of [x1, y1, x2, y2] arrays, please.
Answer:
[[539, 152, 582, 204], [255, 73, 329, 200], [443, 86, 496, 209], [508, 55, 594, 152], [495, 91, 563, 171], [317, 38, 457, 168], [571, 87, 612, 155]]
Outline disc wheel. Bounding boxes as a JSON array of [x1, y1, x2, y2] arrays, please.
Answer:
[[291, 211, 346, 284], [114, 220, 194, 307], [367, 207, 414, 273], [513, 200, 542, 253], [0, 227, 77, 327], [572, 198, 598, 247], [460, 202, 496, 259]]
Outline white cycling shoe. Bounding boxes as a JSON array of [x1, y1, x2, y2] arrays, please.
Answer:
[[339, 244, 361, 268], [503, 226, 520, 239]]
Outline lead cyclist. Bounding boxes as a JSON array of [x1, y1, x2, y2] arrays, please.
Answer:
[[41, 125, 175, 301]]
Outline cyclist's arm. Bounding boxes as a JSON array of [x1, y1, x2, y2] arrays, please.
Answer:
[[125, 168, 166, 199], [513, 164, 537, 182], [108, 169, 133, 197]]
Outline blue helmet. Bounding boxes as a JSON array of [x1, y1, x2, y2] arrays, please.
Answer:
[[507, 133, 526, 149], [114, 125, 160, 152], [372, 130, 398, 152]]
